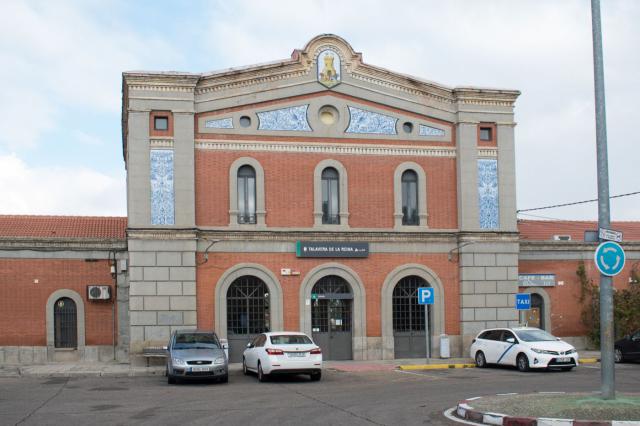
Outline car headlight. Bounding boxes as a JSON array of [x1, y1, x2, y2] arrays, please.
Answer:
[[214, 357, 225, 365], [531, 348, 557, 355], [565, 349, 576, 355], [171, 357, 186, 366]]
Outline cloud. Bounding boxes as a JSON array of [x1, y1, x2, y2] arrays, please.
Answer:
[[0, 153, 125, 216], [0, 1, 182, 152]]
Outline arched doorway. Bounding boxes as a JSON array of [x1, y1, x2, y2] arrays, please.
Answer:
[[392, 276, 431, 358], [527, 293, 545, 330], [54, 297, 77, 349], [311, 275, 353, 360], [226, 276, 270, 362]]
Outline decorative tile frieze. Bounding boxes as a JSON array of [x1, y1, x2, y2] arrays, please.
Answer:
[[346, 106, 397, 135], [195, 140, 456, 158], [150, 150, 175, 225], [419, 125, 445, 137], [257, 105, 312, 131], [204, 117, 233, 129], [478, 159, 499, 229]]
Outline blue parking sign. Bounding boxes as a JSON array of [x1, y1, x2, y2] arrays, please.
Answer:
[[418, 287, 434, 305], [516, 293, 531, 310]]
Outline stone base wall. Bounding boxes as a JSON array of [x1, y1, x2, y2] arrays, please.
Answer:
[[128, 236, 197, 355], [0, 346, 116, 364], [459, 239, 520, 352]]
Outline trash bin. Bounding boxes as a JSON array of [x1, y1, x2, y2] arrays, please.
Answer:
[[440, 334, 450, 358]]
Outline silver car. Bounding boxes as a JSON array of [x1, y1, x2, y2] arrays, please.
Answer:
[[166, 330, 228, 384]]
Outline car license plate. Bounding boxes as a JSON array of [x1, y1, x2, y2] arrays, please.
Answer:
[[557, 357, 570, 363], [190, 366, 210, 372], [287, 352, 306, 358]]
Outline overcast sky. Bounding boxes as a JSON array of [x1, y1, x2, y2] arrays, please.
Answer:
[[0, 0, 638, 221]]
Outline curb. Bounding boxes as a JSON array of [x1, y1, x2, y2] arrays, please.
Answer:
[[399, 363, 476, 370], [579, 358, 599, 364], [454, 393, 640, 426]]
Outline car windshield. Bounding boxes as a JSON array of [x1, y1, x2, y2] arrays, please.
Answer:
[[173, 333, 220, 350], [515, 329, 557, 342], [270, 335, 312, 345]]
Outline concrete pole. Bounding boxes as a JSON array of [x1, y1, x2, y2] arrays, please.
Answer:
[[590, 0, 615, 400]]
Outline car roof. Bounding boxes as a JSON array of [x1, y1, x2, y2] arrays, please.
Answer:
[[478, 327, 542, 334], [174, 329, 218, 335], [262, 331, 309, 336]]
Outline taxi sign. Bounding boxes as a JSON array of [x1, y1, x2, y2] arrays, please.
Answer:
[[594, 241, 625, 276], [516, 293, 531, 310]]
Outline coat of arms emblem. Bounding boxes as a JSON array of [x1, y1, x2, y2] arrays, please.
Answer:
[[317, 49, 341, 88]]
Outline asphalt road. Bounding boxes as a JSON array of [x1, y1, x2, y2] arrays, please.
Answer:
[[1, 363, 639, 426]]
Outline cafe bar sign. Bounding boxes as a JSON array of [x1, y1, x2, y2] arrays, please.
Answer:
[[296, 241, 369, 258], [518, 274, 556, 287]]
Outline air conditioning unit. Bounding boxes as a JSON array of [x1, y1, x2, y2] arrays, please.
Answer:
[[87, 285, 111, 300], [553, 235, 572, 241]]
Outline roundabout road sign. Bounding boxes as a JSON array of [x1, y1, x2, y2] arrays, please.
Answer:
[[594, 241, 626, 277]]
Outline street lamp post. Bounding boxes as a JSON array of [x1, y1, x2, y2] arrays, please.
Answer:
[[590, 0, 615, 400]]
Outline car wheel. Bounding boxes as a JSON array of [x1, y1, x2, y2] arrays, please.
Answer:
[[517, 354, 530, 372], [243, 358, 249, 375], [475, 351, 487, 368], [167, 374, 176, 385], [614, 348, 624, 363], [310, 371, 322, 381], [219, 374, 229, 383], [258, 362, 268, 382]]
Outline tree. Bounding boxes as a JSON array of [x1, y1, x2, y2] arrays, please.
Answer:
[[577, 261, 640, 347]]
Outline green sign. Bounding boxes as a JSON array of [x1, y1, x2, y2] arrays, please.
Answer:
[[296, 241, 369, 258]]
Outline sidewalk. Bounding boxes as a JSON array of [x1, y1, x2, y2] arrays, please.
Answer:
[[0, 351, 601, 378]]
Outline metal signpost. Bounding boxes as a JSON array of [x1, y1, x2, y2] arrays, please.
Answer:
[[418, 287, 434, 359], [591, 0, 614, 399]]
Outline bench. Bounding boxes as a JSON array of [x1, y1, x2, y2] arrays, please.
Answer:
[[142, 346, 167, 367]]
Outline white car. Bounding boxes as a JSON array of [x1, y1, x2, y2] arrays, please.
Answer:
[[470, 327, 578, 372], [242, 332, 323, 382]]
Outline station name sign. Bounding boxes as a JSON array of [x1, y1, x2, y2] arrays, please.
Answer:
[[296, 241, 369, 258], [518, 274, 556, 287]]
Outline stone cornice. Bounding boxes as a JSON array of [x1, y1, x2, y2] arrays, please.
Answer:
[[520, 240, 640, 253], [194, 139, 457, 157], [0, 238, 126, 251]]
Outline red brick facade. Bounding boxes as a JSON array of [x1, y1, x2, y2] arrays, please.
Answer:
[[0, 258, 116, 346], [196, 252, 460, 336]]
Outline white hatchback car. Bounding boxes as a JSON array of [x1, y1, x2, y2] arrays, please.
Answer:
[[242, 332, 323, 382], [470, 327, 578, 372]]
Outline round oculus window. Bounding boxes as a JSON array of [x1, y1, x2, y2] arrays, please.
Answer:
[[318, 105, 339, 126], [239, 116, 252, 128], [403, 122, 414, 134]]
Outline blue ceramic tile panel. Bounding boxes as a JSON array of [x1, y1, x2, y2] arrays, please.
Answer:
[[478, 159, 499, 229], [345, 106, 397, 135], [257, 105, 312, 131], [419, 124, 445, 137], [150, 149, 175, 225], [205, 118, 233, 129]]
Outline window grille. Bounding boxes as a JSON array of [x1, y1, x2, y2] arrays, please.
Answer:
[[54, 297, 77, 348], [227, 276, 270, 335]]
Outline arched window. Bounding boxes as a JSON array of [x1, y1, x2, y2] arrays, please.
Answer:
[[237, 165, 256, 224], [401, 170, 419, 225], [321, 167, 340, 224]]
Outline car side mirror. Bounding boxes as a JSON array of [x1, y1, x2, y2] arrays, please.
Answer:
[[246, 342, 253, 348], [506, 337, 515, 344], [556, 337, 562, 341], [219, 338, 229, 349]]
